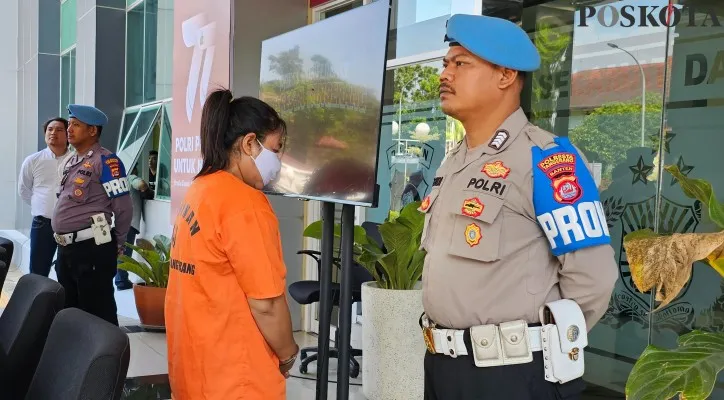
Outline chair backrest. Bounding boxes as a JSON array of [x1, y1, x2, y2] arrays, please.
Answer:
[[0, 237, 13, 266], [0, 261, 9, 294], [25, 308, 131, 400], [0, 274, 65, 398]]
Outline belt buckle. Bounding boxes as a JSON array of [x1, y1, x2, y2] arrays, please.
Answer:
[[421, 316, 437, 354], [54, 234, 67, 246]]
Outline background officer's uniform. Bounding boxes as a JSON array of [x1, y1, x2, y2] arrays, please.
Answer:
[[52, 105, 133, 326], [419, 15, 618, 399]]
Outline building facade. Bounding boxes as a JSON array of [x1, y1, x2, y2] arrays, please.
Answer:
[[5, 0, 724, 396]]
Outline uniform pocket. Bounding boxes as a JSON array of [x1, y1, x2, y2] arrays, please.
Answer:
[[448, 194, 505, 262], [419, 189, 440, 250], [69, 173, 92, 203]]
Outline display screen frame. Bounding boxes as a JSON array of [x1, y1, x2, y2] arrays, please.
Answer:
[[258, 0, 392, 208]]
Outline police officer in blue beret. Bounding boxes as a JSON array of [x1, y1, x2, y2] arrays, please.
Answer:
[[418, 14, 618, 399], [52, 104, 133, 326]]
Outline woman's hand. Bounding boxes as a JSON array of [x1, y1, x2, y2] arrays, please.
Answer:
[[279, 344, 300, 378]]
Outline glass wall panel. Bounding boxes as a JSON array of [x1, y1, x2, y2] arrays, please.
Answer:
[[368, 61, 459, 223], [320, 0, 364, 20], [155, 0, 174, 100], [387, 0, 478, 60], [60, 49, 76, 117], [60, 0, 77, 52], [648, 1, 724, 398], [520, 0, 669, 395], [118, 105, 161, 171], [126, 2, 145, 106], [156, 103, 172, 199]]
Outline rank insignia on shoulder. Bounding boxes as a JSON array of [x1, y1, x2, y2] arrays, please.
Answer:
[[420, 196, 431, 212], [488, 130, 509, 151], [481, 161, 510, 179], [461, 197, 484, 218], [465, 223, 482, 247]]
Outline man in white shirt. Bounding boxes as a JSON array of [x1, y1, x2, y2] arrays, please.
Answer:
[[18, 117, 72, 276]]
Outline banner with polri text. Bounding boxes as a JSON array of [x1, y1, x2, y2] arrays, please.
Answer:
[[170, 0, 232, 220]]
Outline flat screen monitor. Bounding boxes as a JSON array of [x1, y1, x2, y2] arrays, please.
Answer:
[[258, 0, 391, 207]]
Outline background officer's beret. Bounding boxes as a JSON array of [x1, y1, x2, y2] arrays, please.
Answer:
[[445, 14, 541, 72], [67, 104, 109, 127]]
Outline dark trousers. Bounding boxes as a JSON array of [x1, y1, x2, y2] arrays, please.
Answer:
[[115, 227, 138, 285], [424, 351, 586, 400], [56, 237, 119, 326], [29, 216, 58, 277]]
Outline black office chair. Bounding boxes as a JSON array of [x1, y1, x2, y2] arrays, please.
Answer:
[[0, 260, 9, 295], [0, 274, 65, 398], [289, 250, 373, 378], [25, 308, 131, 400], [0, 237, 13, 264]]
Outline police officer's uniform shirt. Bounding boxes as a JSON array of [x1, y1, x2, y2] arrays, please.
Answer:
[[420, 108, 618, 330], [52, 142, 134, 246]]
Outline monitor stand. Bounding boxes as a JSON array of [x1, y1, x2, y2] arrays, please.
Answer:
[[316, 202, 356, 400]]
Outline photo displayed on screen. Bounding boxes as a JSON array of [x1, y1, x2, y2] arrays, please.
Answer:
[[258, 0, 391, 207]]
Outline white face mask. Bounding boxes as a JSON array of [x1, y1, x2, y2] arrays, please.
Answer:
[[251, 139, 281, 187]]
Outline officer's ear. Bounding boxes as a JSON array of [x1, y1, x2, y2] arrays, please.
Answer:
[[497, 67, 519, 90]]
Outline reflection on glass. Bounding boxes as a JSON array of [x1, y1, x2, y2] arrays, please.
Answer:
[[367, 60, 463, 223], [156, 104, 173, 199], [259, 0, 390, 207], [521, 0, 671, 395], [60, 49, 76, 118], [118, 106, 161, 172], [126, 3, 145, 106], [388, 0, 477, 59], [648, 3, 724, 397]]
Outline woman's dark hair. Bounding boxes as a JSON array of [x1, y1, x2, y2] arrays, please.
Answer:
[[43, 117, 69, 147], [196, 88, 287, 179]]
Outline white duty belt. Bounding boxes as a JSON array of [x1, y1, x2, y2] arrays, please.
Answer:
[[420, 299, 588, 384]]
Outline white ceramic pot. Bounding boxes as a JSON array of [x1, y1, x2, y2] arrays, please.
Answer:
[[362, 281, 425, 400]]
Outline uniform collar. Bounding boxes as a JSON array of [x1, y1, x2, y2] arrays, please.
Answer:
[[450, 107, 529, 159], [484, 107, 529, 155]]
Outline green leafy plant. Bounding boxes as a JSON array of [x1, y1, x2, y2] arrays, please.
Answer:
[[117, 234, 171, 289], [623, 165, 724, 400], [302, 201, 426, 290]]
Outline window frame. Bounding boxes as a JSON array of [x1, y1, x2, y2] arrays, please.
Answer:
[[117, 98, 173, 202]]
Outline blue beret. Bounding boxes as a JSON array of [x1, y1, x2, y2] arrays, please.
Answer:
[[445, 14, 540, 72], [67, 104, 108, 127]]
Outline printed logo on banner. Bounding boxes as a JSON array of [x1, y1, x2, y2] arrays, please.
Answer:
[[183, 13, 217, 122]]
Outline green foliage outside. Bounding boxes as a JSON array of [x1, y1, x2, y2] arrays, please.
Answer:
[[117, 234, 171, 288], [303, 201, 426, 290], [623, 167, 724, 400], [569, 92, 664, 188]]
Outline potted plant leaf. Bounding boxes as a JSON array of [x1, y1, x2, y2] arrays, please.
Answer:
[[623, 165, 724, 400], [117, 234, 171, 329], [303, 201, 426, 400]]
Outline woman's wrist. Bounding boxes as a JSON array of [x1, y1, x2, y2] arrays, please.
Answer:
[[279, 343, 300, 365]]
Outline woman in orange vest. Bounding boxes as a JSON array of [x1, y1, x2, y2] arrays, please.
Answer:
[[165, 88, 299, 400]]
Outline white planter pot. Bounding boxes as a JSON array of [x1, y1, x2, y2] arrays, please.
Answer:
[[362, 281, 425, 400]]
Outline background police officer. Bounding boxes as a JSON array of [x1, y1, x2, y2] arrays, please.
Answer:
[[418, 15, 618, 399], [52, 104, 133, 326]]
